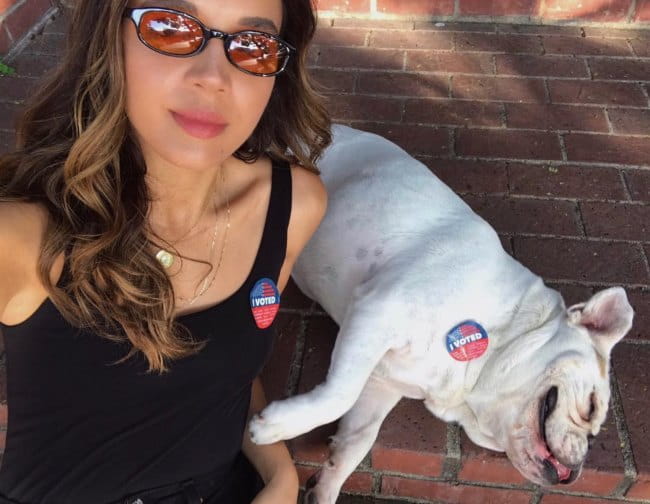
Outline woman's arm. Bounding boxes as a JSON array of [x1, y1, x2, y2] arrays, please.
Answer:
[[242, 377, 299, 502], [242, 164, 328, 502]]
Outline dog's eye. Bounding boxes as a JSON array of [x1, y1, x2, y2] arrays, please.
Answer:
[[588, 392, 596, 420]]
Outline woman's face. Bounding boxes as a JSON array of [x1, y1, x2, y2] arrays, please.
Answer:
[[121, 0, 283, 171]]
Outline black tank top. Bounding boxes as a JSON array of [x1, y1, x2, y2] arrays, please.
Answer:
[[0, 160, 292, 503]]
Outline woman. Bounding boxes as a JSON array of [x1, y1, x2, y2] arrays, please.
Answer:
[[0, 0, 330, 502]]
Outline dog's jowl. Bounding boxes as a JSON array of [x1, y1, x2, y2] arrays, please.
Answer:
[[248, 125, 635, 504]]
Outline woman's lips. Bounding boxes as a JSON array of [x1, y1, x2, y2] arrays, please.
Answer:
[[170, 110, 228, 139]]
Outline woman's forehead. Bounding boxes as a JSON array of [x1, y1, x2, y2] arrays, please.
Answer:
[[130, 0, 283, 33]]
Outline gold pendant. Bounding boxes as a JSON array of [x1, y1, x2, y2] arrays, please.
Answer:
[[156, 249, 174, 269]]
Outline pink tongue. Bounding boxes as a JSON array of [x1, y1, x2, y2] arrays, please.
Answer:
[[548, 455, 572, 481]]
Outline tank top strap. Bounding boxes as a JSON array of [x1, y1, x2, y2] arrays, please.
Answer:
[[250, 158, 292, 283]]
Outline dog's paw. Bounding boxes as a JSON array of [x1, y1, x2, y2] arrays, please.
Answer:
[[248, 403, 298, 444], [303, 470, 322, 504]]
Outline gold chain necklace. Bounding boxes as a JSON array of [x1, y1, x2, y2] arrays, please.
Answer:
[[154, 168, 231, 306]]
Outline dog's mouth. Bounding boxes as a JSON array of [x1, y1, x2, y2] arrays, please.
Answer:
[[538, 386, 574, 484]]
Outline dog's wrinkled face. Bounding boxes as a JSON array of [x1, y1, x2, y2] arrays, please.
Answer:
[[463, 287, 633, 486]]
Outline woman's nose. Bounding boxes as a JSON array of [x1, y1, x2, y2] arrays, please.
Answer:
[[186, 38, 232, 90]]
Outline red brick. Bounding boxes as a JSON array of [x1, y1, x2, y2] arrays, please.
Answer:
[[506, 103, 609, 132], [636, 0, 650, 21], [377, 0, 455, 15], [415, 21, 497, 33], [583, 26, 650, 39], [630, 38, 650, 57], [381, 477, 532, 503], [369, 30, 453, 50], [281, 278, 312, 310], [546, 282, 595, 306], [455, 32, 542, 54], [352, 122, 450, 157], [296, 466, 374, 493], [459, 0, 537, 16], [456, 129, 563, 160], [357, 71, 449, 98], [0, 75, 42, 103], [317, 47, 404, 70], [310, 69, 356, 95], [626, 289, 650, 341], [460, 432, 527, 484], [0, 0, 17, 16], [0, 24, 11, 54], [607, 108, 650, 135], [540, 495, 629, 503], [513, 237, 649, 284], [0, 101, 23, 130], [325, 94, 403, 122], [509, 164, 627, 200], [372, 399, 447, 476], [590, 58, 650, 81], [333, 19, 414, 30], [625, 169, 650, 202], [565, 133, 650, 166], [403, 99, 503, 127], [464, 195, 580, 235], [581, 202, 650, 241], [423, 159, 509, 194], [496, 54, 589, 78], [11, 52, 59, 79], [628, 475, 650, 499], [613, 345, 650, 496], [21, 32, 65, 56], [290, 316, 338, 464], [315, 0, 369, 12], [498, 24, 583, 36], [261, 313, 301, 402], [313, 28, 369, 47], [1, 0, 50, 42], [453, 75, 546, 103], [548, 80, 647, 106], [541, 0, 632, 21], [406, 51, 494, 74], [542, 36, 633, 56], [0, 129, 15, 153], [372, 447, 444, 476]]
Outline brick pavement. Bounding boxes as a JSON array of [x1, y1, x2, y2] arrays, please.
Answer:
[[0, 8, 649, 504]]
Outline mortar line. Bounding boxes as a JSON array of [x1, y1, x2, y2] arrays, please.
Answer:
[[608, 366, 639, 497], [619, 170, 634, 202]]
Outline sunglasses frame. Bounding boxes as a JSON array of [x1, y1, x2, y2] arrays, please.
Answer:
[[123, 7, 296, 77]]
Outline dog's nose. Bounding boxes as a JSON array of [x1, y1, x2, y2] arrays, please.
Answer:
[[543, 460, 582, 485]]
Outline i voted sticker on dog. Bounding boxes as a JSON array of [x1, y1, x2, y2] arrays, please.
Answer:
[[446, 320, 489, 362], [250, 278, 280, 329]]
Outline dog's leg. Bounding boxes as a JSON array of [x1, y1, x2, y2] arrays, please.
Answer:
[[249, 298, 396, 444], [303, 376, 402, 504]]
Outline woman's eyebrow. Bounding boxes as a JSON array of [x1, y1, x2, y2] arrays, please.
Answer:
[[135, 1, 279, 34], [138, 0, 198, 15], [238, 16, 279, 34]]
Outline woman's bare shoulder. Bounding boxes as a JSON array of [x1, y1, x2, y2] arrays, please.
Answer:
[[0, 201, 48, 319], [285, 163, 327, 258]]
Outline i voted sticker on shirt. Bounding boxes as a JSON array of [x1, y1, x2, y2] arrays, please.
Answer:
[[250, 278, 281, 329], [446, 320, 489, 362]]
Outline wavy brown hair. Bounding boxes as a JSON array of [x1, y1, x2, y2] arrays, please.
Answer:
[[0, 0, 331, 372]]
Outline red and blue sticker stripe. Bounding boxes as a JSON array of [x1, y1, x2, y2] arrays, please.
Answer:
[[446, 320, 489, 362], [250, 278, 280, 329]]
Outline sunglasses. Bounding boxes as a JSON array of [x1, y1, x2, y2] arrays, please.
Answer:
[[123, 7, 295, 77]]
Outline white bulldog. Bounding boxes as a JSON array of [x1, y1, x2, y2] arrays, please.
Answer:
[[249, 125, 634, 503]]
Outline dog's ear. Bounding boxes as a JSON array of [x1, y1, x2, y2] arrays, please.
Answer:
[[567, 287, 634, 358]]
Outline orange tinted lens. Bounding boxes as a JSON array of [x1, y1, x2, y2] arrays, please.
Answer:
[[228, 33, 288, 74], [140, 11, 203, 55]]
